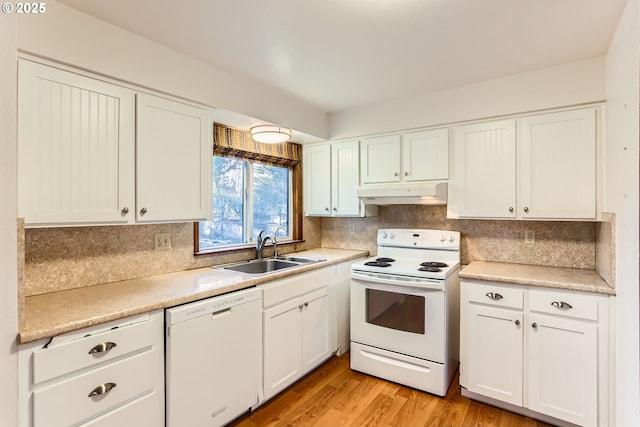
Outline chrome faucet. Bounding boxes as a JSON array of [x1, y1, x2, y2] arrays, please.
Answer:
[[272, 228, 287, 258], [256, 230, 272, 260]]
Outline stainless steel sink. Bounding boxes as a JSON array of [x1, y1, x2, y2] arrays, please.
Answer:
[[274, 256, 326, 263], [222, 259, 302, 275]]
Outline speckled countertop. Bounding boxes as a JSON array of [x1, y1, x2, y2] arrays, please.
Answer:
[[460, 261, 615, 295], [20, 248, 368, 344]]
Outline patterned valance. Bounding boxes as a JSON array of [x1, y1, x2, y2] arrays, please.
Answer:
[[213, 123, 301, 168]]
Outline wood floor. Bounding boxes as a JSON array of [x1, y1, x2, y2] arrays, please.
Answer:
[[229, 354, 554, 427]]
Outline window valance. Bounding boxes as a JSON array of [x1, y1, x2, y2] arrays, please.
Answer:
[[213, 123, 301, 168]]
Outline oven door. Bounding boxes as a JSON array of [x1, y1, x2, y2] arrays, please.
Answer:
[[351, 277, 445, 363]]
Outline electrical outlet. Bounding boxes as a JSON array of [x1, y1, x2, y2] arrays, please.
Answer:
[[524, 230, 535, 245], [154, 233, 172, 250]]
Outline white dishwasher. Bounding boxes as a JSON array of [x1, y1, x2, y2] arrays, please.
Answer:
[[165, 287, 262, 427]]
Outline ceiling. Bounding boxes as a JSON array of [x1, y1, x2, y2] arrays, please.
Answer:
[[57, 0, 627, 114]]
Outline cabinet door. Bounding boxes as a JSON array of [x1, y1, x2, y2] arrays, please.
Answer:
[[18, 60, 136, 226], [302, 288, 331, 373], [303, 144, 332, 215], [136, 93, 212, 222], [263, 298, 303, 400], [466, 304, 523, 406], [360, 135, 401, 184], [518, 109, 597, 219], [448, 120, 516, 218], [331, 140, 361, 216], [402, 129, 448, 181], [527, 313, 598, 427]]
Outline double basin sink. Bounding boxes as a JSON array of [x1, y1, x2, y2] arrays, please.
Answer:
[[221, 256, 326, 275]]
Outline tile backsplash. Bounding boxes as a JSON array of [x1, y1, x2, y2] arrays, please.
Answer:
[[23, 205, 605, 296], [23, 217, 322, 296], [321, 206, 597, 269]]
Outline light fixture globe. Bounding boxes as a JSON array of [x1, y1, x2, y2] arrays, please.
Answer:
[[250, 125, 291, 144]]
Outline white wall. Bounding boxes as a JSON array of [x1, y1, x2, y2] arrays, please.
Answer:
[[16, 1, 328, 140], [0, 12, 18, 426], [329, 57, 606, 139], [605, 0, 640, 425]]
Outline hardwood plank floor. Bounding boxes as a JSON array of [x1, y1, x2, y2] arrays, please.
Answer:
[[229, 354, 554, 427]]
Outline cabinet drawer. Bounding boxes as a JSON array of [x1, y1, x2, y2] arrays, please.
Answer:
[[33, 348, 157, 427], [529, 288, 600, 321], [465, 280, 523, 309], [33, 316, 156, 384], [260, 267, 331, 308]]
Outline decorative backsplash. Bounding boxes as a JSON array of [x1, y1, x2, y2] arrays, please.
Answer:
[[22, 205, 611, 297], [321, 206, 598, 270], [23, 217, 322, 296]]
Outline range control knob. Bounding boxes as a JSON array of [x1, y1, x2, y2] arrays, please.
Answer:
[[449, 235, 455, 243], [388, 232, 395, 239], [380, 232, 388, 239]]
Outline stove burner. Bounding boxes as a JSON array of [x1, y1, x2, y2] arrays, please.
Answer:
[[420, 261, 449, 268], [365, 261, 392, 267], [418, 266, 442, 273], [376, 257, 395, 263]]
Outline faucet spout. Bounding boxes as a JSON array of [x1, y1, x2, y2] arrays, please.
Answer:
[[256, 230, 272, 260]]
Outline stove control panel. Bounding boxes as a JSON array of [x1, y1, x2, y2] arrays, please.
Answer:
[[377, 228, 460, 250]]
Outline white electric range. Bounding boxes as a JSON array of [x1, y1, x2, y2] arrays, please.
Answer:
[[350, 228, 461, 396]]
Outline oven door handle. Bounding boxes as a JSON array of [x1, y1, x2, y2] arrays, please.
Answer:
[[351, 270, 445, 290]]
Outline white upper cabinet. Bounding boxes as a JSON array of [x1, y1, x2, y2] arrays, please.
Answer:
[[303, 144, 332, 216], [331, 140, 362, 216], [304, 140, 371, 217], [18, 60, 213, 226], [360, 135, 401, 184], [448, 108, 598, 220], [448, 119, 517, 218], [18, 59, 136, 226], [402, 129, 449, 182], [135, 93, 212, 223], [518, 109, 596, 219], [360, 130, 448, 186]]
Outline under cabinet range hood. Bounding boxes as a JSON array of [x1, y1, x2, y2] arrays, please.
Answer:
[[357, 182, 447, 206]]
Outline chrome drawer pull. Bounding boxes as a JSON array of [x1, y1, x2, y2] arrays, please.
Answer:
[[551, 301, 573, 310], [485, 292, 503, 301], [88, 342, 117, 355], [88, 382, 117, 398]]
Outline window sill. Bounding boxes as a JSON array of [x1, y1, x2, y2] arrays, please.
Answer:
[[194, 240, 305, 257]]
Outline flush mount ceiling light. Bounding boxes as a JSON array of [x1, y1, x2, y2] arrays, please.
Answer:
[[250, 125, 291, 144]]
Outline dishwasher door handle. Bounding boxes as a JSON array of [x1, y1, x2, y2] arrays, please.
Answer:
[[211, 308, 232, 320]]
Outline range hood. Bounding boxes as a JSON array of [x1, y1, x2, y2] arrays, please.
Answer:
[[357, 182, 447, 206]]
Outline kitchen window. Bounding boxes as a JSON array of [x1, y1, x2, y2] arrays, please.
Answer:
[[195, 124, 302, 253]]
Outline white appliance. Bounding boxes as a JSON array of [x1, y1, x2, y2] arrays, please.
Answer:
[[165, 287, 262, 427], [350, 228, 461, 396]]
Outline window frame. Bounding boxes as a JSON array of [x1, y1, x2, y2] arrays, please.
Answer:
[[194, 156, 303, 255]]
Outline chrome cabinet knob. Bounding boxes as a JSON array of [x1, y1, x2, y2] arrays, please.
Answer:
[[325, 207, 330, 212], [121, 207, 129, 215], [394, 172, 399, 177], [524, 207, 530, 213], [333, 207, 337, 211], [140, 207, 148, 215], [515, 320, 520, 326], [404, 171, 409, 176], [532, 322, 538, 329], [509, 207, 514, 213]]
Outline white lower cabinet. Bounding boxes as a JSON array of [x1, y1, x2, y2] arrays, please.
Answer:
[[460, 280, 609, 427], [19, 311, 164, 427], [260, 268, 332, 401]]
